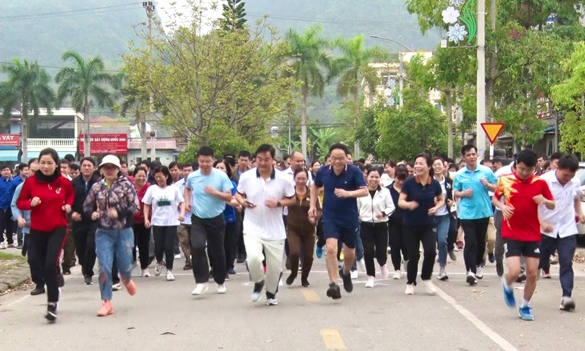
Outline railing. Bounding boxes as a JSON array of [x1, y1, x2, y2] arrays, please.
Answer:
[[27, 138, 77, 148]]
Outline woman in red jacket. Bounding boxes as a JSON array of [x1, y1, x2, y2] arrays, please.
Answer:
[[17, 148, 74, 322], [132, 166, 151, 277]]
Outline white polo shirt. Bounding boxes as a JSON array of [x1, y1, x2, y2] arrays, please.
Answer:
[[237, 167, 295, 240], [539, 170, 580, 238]]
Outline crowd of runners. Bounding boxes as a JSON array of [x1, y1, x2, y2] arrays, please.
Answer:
[[1, 142, 583, 323]]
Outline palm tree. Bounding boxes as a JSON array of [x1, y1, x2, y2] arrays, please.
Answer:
[[285, 25, 333, 157], [55, 50, 114, 157], [333, 35, 387, 157], [0, 58, 55, 162]]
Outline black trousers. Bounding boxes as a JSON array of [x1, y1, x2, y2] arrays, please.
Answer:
[[73, 224, 96, 278], [25, 232, 44, 287], [236, 210, 246, 256], [461, 217, 490, 274], [360, 222, 389, 277], [224, 221, 239, 270], [388, 218, 408, 271], [29, 227, 67, 302], [0, 208, 14, 244], [153, 225, 178, 270], [404, 225, 435, 285], [133, 223, 150, 270], [191, 214, 226, 284]]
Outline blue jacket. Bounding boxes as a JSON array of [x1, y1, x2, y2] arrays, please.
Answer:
[[0, 176, 13, 210], [11, 182, 30, 234]]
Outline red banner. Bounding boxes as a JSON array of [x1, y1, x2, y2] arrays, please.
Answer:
[[0, 134, 20, 147], [79, 133, 128, 155]]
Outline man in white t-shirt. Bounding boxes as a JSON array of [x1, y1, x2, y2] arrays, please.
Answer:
[[236, 144, 296, 306]]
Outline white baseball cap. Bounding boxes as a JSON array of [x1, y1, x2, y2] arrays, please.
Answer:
[[99, 155, 121, 169]]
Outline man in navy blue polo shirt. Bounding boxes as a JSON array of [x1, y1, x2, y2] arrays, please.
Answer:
[[309, 143, 368, 300]]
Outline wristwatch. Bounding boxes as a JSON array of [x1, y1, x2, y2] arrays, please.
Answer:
[[277, 201, 282, 207]]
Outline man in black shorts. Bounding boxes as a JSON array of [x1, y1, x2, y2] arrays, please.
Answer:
[[309, 143, 367, 300]]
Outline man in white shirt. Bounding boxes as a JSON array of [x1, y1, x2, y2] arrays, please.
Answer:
[[538, 153, 584, 311], [236, 144, 296, 306], [493, 160, 514, 276]]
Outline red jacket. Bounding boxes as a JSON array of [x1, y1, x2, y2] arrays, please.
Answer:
[[133, 183, 150, 225], [17, 174, 74, 232]]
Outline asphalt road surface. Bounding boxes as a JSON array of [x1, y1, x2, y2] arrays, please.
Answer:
[[1, 249, 584, 351]]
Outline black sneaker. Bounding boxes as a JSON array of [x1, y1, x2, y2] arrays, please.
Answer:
[[488, 253, 495, 264], [286, 273, 297, 286], [236, 254, 246, 263], [326, 282, 341, 299], [183, 264, 192, 270], [58, 274, 65, 288], [339, 268, 353, 293], [516, 272, 526, 283], [84, 276, 93, 285], [301, 278, 310, 287], [466, 273, 478, 286], [496, 261, 504, 277], [30, 286, 45, 296], [45, 304, 57, 322]]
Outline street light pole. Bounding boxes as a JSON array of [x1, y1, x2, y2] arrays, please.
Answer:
[[143, 1, 156, 161]]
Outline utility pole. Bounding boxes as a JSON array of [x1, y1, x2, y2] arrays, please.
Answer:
[[476, 0, 487, 160], [398, 53, 404, 108], [143, 1, 156, 161]]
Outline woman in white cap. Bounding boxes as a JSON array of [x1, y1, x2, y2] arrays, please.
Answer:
[[83, 155, 140, 317]]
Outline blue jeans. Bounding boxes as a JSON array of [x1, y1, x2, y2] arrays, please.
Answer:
[[351, 234, 364, 271], [539, 234, 577, 298], [95, 228, 134, 301], [435, 214, 451, 267]]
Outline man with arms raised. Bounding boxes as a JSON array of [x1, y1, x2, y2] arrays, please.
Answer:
[[309, 143, 368, 300]]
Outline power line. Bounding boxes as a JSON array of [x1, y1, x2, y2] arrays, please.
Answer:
[[246, 13, 422, 28], [0, 2, 143, 22], [0, 61, 122, 73]]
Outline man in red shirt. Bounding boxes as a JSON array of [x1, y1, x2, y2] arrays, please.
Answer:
[[493, 149, 555, 321]]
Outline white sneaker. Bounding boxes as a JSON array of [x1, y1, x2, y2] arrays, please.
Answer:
[[422, 280, 437, 295], [476, 266, 484, 279], [191, 283, 208, 295], [166, 270, 175, 281], [380, 264, 389, 279], [266, 298, 278, 306], [142, 269, 151, 277], [393, 270, 402, 280], [365, 276, 375, 288], [217, 284, 226, 294], [405, 284, 415, 295], [174, 253, 181, 259], [350, 270, 358, 280], [560, 296, 576, 311], [437, 267, 448, 281], [112, 283, 122, 291], [154, 262, 163, 277], [0, 242, 6, 250]]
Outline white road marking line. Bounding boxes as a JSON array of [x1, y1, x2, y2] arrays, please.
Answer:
[[435, 286, 519, 351]]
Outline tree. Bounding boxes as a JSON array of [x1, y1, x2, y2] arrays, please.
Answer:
[[376, 88, 448, 161], [55, 50, 114, 157], [0, 58, 55, 162], [333, 35, 387, 157], [354, 105, 381, 159], [284, 25, 333, 157], [551, 41, 585, 154], [123, 10, 297, 152], [115, 73, 149, 159], [220, 0, 247, 32], [309, 126, 337, 160]]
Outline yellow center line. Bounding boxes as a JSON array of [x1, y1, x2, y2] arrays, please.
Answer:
[[301, 289, 321, 302], [320, 329, 347, 350]]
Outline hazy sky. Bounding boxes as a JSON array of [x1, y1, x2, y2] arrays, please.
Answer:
[[157, 0, 222, 33]]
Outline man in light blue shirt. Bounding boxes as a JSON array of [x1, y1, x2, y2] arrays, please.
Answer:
[[184, 146, 234, 296], [453, 144, 498, 285]]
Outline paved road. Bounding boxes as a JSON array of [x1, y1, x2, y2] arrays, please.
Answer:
[[1, 249, 584, 351]]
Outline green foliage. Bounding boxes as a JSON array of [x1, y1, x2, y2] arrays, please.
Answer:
[[123, 7, 297, 151], [355, 105, 382, 159], [376, 88, 448, 161], [55, 51, 115, 113], [309, 127, 338, 160], [221, 0, 248, 32], [551, 42, 585, 154]]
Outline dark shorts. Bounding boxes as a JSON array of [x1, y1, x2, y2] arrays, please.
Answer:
[[322, 221, 359, 249], [505, 239, 541, 258]]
